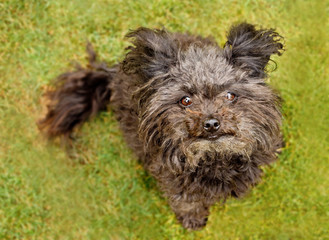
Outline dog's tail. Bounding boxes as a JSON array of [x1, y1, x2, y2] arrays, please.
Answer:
[[38, 43, 115, 139]]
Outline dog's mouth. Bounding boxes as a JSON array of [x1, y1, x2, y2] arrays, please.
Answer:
[[207, 134, 219, 140], [204, 132, 236, 141]]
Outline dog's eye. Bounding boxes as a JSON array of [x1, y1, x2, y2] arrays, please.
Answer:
[[180, 96, 193, 107], [226, 92, 237, 102]]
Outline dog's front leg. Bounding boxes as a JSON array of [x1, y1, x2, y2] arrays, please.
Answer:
[[169, 197, 211, 230]]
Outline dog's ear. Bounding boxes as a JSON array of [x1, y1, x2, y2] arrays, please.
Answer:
[[223, 23, 284, 78], [122, 27, 178, 79]]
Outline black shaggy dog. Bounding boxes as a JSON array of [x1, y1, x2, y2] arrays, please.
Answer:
[[39, 23, 284, 230]]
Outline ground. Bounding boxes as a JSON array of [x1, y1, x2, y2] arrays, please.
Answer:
[[0, 0, 328, 239]]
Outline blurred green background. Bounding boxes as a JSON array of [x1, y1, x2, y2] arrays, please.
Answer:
[[1, 0, 328, 239]]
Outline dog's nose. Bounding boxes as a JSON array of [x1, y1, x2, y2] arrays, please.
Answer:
[[203, 118, 220, 132]]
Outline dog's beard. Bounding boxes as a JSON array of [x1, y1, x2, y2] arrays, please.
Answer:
[[181, 135, 254, 170], [149, 117, 257, 173]]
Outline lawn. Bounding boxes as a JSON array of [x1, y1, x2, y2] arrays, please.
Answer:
[[0, 0, 328, 239]]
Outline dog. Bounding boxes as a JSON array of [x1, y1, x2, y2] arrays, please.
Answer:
[[39, 22, 284, 230]]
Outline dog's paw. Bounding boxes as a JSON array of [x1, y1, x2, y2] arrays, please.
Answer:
[[180, 216, 208, 230]]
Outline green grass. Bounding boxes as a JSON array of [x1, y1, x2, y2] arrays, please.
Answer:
[[1, 0, 328, 239]]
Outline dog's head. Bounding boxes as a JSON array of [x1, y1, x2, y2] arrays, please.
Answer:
[[122, 23, 284, 173]]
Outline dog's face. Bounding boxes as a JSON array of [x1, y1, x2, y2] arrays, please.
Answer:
[[123, 23, 283, 173]]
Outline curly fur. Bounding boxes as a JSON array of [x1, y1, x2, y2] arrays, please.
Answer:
[[39, 23, 284, 230]]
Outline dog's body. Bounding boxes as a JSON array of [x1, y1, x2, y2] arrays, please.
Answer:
[[39, 23, 284, 230]]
